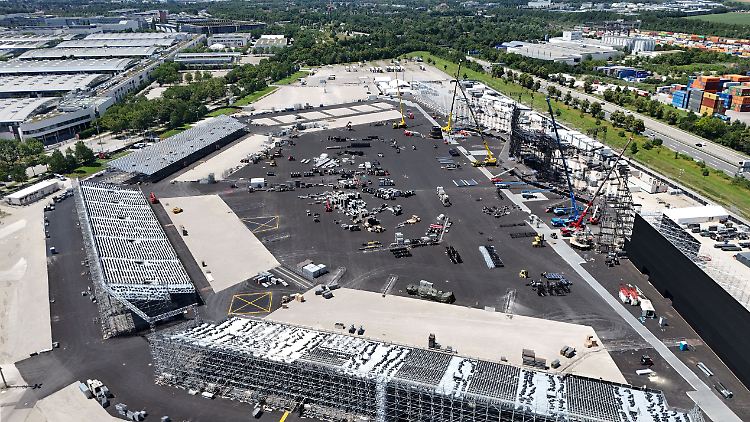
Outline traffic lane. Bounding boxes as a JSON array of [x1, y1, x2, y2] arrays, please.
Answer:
[[641, 129, 736, 175]]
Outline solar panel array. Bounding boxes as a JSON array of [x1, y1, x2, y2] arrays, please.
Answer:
[[78, 181, 194, 301], [155, 317, 694, 422], [108, 115, 246, 177]]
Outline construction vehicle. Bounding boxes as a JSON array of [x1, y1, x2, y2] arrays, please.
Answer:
[[453, 78, 497, 167], [268, 159, 277, 167], [172, 207, 183, 214], [405, 215, 421, 224], [148, 192, 158, 204], [545, 97, 578, 227], [392, 73, 408, 129], [442, 61, 461, 133], [532, 234, 544, 247], [429, 125, 443, 139], [407, 110, 414, 119], [519, 269, 529, 279], [436, 186, 451, 206], [346, 121, 353, 131]]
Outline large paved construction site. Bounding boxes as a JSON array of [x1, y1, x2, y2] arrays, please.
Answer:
[[2, 60, 750, 422]]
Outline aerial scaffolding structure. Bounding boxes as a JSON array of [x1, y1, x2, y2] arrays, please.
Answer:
[[149, 317, 700, 422]]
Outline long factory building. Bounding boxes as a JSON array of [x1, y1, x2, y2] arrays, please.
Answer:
[[0, 31, 190, 143], [150, 317, 697, 422]]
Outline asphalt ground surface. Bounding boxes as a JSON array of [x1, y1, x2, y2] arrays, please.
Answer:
[[14, 194, 311, 422], [13, 101, 748, 421], [524, 192, 750, 419]]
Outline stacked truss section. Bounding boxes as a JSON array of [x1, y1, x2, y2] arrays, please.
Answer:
[[149, 317, 699, 422], [75, 179, 198, 337]]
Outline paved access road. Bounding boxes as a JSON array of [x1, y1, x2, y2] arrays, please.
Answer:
[[466, 56, 749, 175]]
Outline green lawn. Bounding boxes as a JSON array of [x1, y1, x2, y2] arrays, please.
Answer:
[[207, 106, 241, 117], [687, 12, 750, 25], [66, 151, 129, 179], [273, 70, 309, 86], [234, 86, 278, 107], [404, 51, 750, 219], [234, 71, 308, 107], [159, 124, 192, 139]]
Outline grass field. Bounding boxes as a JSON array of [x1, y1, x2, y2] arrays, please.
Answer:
[[159, 123, 192, 139], [207, 107, 241, 117], [66, 151, 129, 179], [234, 71, 308, 107], [687, 12, 750, 25], [405, 51, 750, 219]]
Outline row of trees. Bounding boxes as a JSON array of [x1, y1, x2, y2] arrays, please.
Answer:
[[0, 139, 95, 183], [0, 138, 45, 182], [96, 59, 299, 134], [47, 142, 96, 175], [609, 110, 647, 134]]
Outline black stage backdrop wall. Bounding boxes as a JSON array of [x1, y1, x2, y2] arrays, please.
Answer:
[[626, 213, 750, 388]]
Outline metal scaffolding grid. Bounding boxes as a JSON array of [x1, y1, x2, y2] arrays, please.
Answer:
[[597, 165, 635, 254], [74, 179, 198, 338], [149, 317, 698, 422]]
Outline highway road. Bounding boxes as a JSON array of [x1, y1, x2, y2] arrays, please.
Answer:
[[466, 56, 749, 175]]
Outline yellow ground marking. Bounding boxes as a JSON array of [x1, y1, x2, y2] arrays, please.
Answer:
[[228, 292, 273, 315], [241, 215, 280, 233], [279, 410, 290, 422]]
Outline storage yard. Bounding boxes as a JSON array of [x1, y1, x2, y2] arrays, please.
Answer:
[[4, 59, 750, 422]]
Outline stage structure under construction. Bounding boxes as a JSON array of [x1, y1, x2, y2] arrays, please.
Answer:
[[150, 317, 700, 422], [75, 180, 199, 338]]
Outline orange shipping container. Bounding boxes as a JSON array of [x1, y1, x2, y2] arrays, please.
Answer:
[[732, 95, 750, 105], [700, 106, 716, 115]]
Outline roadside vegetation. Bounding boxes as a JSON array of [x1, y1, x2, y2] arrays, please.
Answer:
[[406, 51, 750, 219]]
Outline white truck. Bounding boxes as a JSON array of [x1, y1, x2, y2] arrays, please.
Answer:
[[436, 186, 451, 207]]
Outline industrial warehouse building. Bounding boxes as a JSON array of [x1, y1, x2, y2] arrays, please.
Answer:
[[0, 58, 135, 75], [108, 115, 247, 181], [174, 52, 241, 67], [150, 317, 696, 422], [4, 179, 59, 205]]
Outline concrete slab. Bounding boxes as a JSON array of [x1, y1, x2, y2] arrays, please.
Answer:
[[173, 134, 274, 182], [35, 382, 119, 422], [273, 114, 298, 124], [160, 195, 279, 292], [322, 107, 358, 117], [297, 111, 329, 120], [268, 288, 626, 383], [320, 110, 402, 130], [252, 117, 278, 126], [349, 104, 378, 113], [370, 102, 394, 109], [250, 86, 369, 110], [0, 201, 51, 365]]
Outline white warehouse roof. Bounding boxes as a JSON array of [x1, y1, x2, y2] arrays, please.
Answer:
[[664, 205, 729, 225], [0, 73, 108, 94], [85, 32, 181, 40], [19, 47, 157, 59], [57, 38, 175, 48], [5, 179, 59, 200], [0, 58, 134, 74], [0, 97, 57, 123]]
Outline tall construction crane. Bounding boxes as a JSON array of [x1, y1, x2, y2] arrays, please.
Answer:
[[442, 61, 462, 133], [392, 72, 407, 129], [546, 97, 579, 226], [455, 73, 497, 167], [569, 136, 635, 231]]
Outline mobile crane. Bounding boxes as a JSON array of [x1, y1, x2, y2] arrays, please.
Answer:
[[546, 97, 579, 227], [454, 71, 497, 167], [392, 72, 408, 129], [442, 61, 462, 133]]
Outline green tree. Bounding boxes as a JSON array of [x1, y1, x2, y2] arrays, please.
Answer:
[[74, 141, 96, 165], [630, 142, 639, 155], [184, 72, 193, 84], [64, 148, 78, 172], [589, 101, 602, 117], [48, 150, 68, 174]]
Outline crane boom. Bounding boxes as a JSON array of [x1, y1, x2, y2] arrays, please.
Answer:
[[572, 136, 634, 228], [545, 97, 577, 219], [456, 68, 496, 166], [443, 61, 462, 133]]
